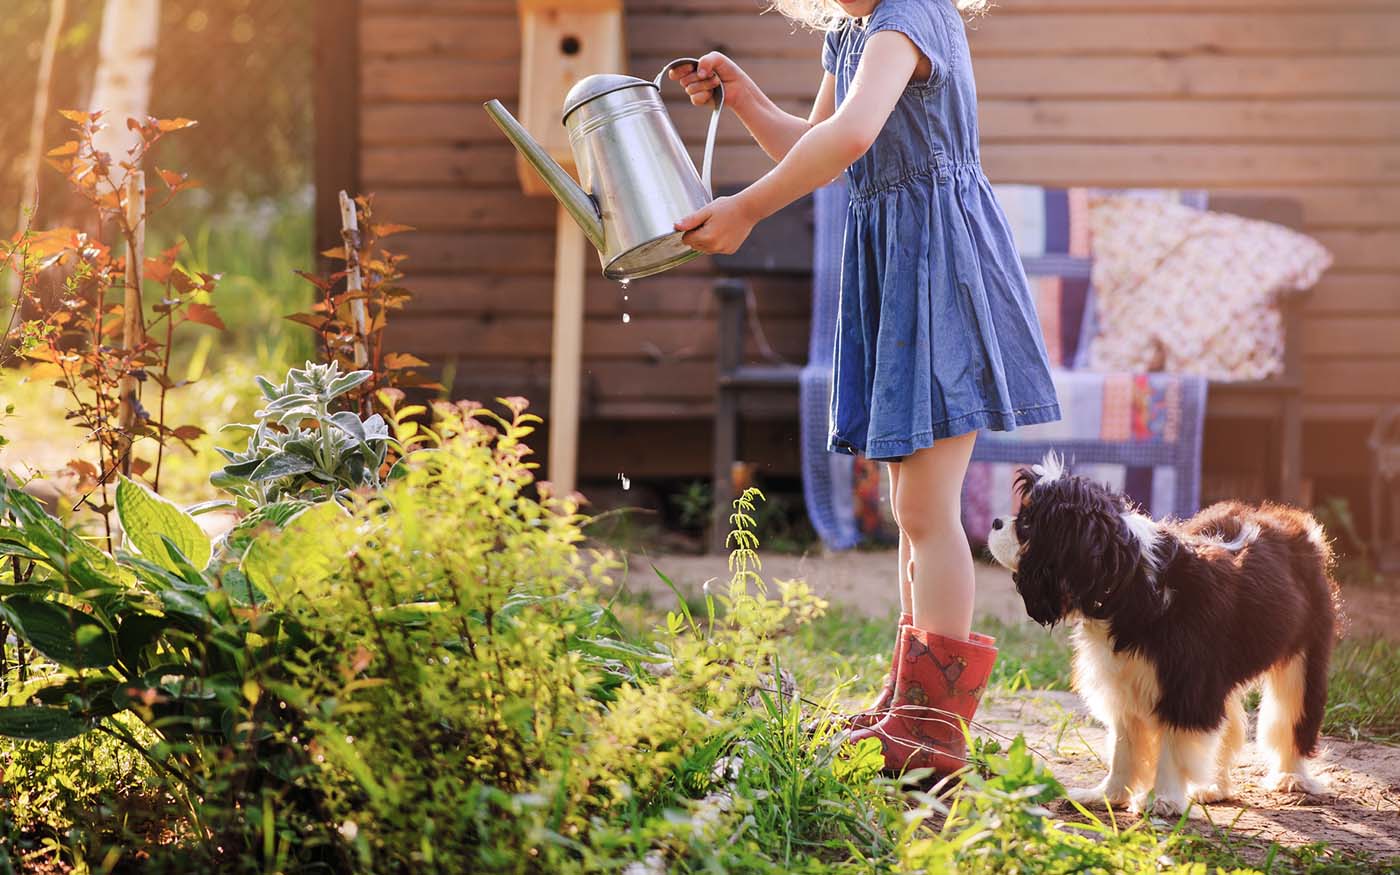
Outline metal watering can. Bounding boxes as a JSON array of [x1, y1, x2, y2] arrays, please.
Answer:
[[484, 58, 724, 281]]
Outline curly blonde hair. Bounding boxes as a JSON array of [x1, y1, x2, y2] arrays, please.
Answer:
[[769, 0, 988, 29]]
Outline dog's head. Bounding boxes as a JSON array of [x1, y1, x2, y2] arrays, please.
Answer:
[[986, 453, 1164, 627]]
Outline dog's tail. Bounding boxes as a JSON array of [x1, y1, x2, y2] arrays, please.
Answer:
[[1294, 604, 1333, 758], [1293, 520, 1339, 758]]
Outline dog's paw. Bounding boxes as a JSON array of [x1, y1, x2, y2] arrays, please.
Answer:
[[1066, 784, 1131, 808], [1138, 793, 1188, 819], [1191, 782, 1233, 804], [1266, 770, 1326, 796]]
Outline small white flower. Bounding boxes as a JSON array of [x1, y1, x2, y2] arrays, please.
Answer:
[[338, 820, 358, 841]]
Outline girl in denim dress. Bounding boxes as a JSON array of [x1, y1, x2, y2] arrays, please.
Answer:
[[671, 0, 1060, 776]]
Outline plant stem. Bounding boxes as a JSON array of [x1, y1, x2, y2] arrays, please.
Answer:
[[153, 278, 175, 492]]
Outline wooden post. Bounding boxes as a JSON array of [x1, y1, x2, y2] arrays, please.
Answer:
[[514, 1, 623, 492], [550, 205, 586, 495], [338, 191, 369, 368], [118, 170, 145, 476]]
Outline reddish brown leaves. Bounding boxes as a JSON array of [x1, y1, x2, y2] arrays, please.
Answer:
[[184, 303, 225, 330]]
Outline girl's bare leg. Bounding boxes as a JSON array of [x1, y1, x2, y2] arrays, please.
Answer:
[[887, 462, 913, 616], [892, 433, 977, 640]]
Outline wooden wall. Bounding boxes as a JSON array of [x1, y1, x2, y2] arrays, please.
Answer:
[[352, 0, 1400, 479]]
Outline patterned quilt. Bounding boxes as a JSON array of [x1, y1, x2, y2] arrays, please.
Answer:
[[800, 181, 1210, 550]]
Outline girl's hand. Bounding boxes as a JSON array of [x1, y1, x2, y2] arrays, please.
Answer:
[[667, 52, 754, 113], [676, 196, 758, 256]]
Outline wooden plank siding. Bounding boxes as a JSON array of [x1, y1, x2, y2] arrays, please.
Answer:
[[352, 0, 1400, 477]]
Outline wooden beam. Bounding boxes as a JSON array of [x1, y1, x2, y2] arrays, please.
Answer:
[[314, 0, 361, 271], [549, 206, 587, 495]]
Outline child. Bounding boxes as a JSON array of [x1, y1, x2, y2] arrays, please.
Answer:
[[671, 0, 1060, 775]]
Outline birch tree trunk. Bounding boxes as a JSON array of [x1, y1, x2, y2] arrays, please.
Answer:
[[90, 0, 161, 162]]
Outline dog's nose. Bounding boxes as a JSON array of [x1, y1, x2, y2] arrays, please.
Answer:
[[991, 517, 1004, 531]]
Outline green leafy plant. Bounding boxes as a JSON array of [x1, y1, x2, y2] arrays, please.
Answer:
[[670, 479, 712, 531], [210, 360, 390, 510], [6, 111, 224, 544]]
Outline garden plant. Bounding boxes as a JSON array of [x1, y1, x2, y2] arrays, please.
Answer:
[[0, 109, 1394, 875]]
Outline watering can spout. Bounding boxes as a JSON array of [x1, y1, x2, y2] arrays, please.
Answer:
[[483, 100, 605, 252]]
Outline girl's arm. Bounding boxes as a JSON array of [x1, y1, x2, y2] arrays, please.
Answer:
[[670, 52, 836, 163], [677, 31, 921, 255]]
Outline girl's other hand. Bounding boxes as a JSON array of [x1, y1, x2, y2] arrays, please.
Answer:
[[668, 52, 753, 112], [676, 195, 758, 256]]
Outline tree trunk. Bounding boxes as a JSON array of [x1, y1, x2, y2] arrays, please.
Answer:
[[90, 0, 161, 162], [17, 0, 67, 235]]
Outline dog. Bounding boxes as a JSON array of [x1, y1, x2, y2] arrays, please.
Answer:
[[986, 453, 1339, 816]]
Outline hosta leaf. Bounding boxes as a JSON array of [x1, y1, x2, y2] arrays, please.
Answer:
[[34, 678, 123, 720], [249, 452, 315, 482], [0, 597, 116, 668], [0, 484, 128, 590], [116, 476, 211, 572], [0, 706, 89, 742], [219, 566, 266, 606], [117, 612, 170, 671], [241, 501, 352, 604]]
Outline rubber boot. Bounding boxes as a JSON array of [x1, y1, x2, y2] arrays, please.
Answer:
[[848, 627, 998, 776], [837, 612, 912, 731]]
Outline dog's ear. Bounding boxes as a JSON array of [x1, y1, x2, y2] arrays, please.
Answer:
[[1016, 476, 1152, 626], [1072, 510, 1141, 620], [1014, 487, 1078, 626]]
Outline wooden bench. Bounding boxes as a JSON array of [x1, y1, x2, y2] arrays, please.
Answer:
[[710, 192, 1310, 551]]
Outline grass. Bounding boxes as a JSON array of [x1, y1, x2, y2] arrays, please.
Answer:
[[619, 578, 1398, 873], [1322, 636, 1400, 743]]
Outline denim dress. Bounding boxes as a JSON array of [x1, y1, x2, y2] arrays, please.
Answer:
[[823, 0, 1060, 461]]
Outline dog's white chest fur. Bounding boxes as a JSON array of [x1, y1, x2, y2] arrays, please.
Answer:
[[1071, 621, 1161, 726]]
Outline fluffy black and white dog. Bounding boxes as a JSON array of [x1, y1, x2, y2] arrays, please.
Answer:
[[987, 454, 1339, 816]]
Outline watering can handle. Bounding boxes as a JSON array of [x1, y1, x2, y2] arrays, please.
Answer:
[[655, 57, 724, 197]]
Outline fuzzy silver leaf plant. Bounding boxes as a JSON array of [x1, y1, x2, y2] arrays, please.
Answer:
[[211, 361, 392, 510]]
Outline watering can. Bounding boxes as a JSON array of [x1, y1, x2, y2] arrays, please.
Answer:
[[484, 58, 724, 281]]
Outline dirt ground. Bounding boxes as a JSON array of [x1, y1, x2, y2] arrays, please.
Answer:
[[627, 549, 1400, 858]]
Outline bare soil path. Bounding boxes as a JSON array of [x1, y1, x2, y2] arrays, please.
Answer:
[[628, 549, 1400, 858]]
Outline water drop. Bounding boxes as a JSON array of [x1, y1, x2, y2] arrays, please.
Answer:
[[622, 312, 631, 324], [618, 473, 631, 491]]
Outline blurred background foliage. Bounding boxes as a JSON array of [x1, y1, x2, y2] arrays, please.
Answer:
[[2, 0, 316, 366]]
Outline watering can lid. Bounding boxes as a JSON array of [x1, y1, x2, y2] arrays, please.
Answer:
[[562, 73, 656, 121]]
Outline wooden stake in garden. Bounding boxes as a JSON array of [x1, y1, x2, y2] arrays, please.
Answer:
[[339, 190, 370, 370], [118, 170, 146, 476]]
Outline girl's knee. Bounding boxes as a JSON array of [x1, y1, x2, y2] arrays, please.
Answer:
[[894, 492, 961, 543]]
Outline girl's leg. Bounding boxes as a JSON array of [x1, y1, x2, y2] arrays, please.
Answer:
[[887, 462, 913, 616], [893, 432, 977, 640]]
